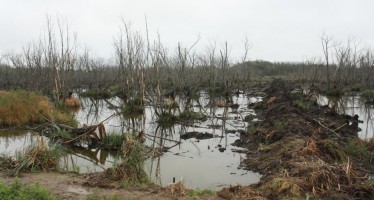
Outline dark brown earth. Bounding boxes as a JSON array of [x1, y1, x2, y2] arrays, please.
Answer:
[[218, 79, 374, 200]]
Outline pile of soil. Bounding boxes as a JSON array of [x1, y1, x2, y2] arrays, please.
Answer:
[[219, 79, 374, 199]]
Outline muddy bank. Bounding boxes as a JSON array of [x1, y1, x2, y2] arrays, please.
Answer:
[[219, 79, 374, 199]]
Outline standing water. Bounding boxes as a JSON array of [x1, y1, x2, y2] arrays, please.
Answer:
[[0, 92, 262, 190]]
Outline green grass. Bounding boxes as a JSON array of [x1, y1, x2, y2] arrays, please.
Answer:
[[321, 139, 346, 162], [0, 179, 56, 200], [178, 109, 207, 121], [275, 120, 290, 129], [123, 97, 144, 115], [188, 189, 216, 199], [361, 89, 374, 103], [347, 139, 374, 163], [100, 134, 125, 150], [79, 89, 98, 98], [157, 112, 177, 127], [84, 189, 121, 200], [49, 130, 73, 141], [110, 134, 149, 186]]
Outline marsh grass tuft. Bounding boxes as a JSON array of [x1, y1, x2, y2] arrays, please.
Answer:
[[178, 109, 207, 121], [15, 137, 65, 174], [157, 112, 177, 127], [361, 89, 374, 103], [0, 90, 74, 126], [110, 134, 148, 186], [347, 138, 374, 163], [100, 134, 125, 150], [123, 97, 144, 115], [264, 177, 305, 198]]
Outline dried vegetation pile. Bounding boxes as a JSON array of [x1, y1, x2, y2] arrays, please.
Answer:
[[220, 79, 374, 199]]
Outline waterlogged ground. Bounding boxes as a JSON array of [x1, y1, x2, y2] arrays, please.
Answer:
[[317, 94, 374, 140], [1, 91, 374, 191], [72, 92, 262, 190], [0, 92, 262, 190]]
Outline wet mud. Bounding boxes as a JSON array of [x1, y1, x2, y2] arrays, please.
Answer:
[[219, 79, 374, 199]]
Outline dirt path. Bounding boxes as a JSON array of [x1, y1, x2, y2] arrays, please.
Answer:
[[0, 171, 220, 200]]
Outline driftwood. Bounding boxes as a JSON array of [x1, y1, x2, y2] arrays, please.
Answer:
[[59, 123, 107, 144]]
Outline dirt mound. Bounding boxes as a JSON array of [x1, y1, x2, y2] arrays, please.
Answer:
[[221, 79, 374, 199]]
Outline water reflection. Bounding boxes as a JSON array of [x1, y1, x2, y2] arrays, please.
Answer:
[[0, 91, 262, 190], [317, 94, 374, 140]]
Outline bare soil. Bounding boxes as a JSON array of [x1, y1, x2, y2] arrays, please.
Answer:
[[0, 171, 220, 200]]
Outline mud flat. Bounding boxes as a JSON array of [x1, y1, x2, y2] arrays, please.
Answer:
[[219, 79, 374, 200]]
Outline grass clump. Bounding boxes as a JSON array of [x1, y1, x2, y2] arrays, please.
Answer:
[[100, 134, 125, 150], [15, 137, 65, 174], [0, 180, 56, 200], [347, 138, 374, 163], [157, 112, 177, 127], [263, 177, 305, 198], [318, 139, 346, 162], [80, 88, 112, 99], [178, 109, 207, 121], [275, 120, 290, 129], [166, 181, 191, 196], [63, 96, 80, 108], [361, 89, 374, 103], [123, 97, 144, 115], [188, 189, 216, 199], [80, 88, 98, 97], [49, 130, 73, 141], [110, 134, 148, 186], [0, 90, 73, 126]]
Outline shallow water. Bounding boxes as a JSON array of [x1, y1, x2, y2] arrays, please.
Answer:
[[317, 94, 374, 140], [0, 92, 262, 190], [2, 91, 374, 189]]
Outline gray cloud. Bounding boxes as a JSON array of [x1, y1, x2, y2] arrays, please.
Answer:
[[0, 0, 373, 62]]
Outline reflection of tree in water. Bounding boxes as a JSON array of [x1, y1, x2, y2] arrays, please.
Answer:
[[360, 104, 374, 140], [0, 130, 38, 155], [61, 146, 118, 171], [321, 95, 374, 139]]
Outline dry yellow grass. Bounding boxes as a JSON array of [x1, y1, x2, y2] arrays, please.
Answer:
[[165, 180, 190, 196], [64, 96, 80, 108], [0, 90, 71, 126], [262, 177, 305, 198]]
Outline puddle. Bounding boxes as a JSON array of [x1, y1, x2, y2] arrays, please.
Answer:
[[0, 91, 262, 190]]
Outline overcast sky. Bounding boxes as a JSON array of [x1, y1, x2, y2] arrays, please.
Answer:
[[1, 0, 373, 62]]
